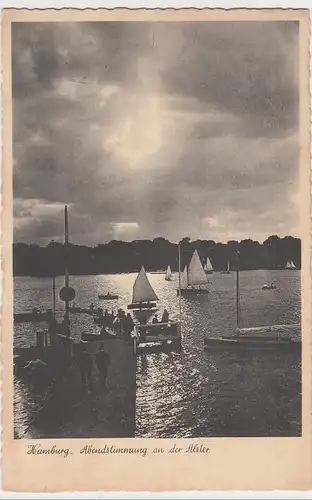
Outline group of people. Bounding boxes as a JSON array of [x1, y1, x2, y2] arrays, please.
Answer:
[[152, 309, 170, 324], [96, 308, 134, 340]]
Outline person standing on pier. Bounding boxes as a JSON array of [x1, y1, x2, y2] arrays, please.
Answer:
[[77, 342, 94, 395], [161, 309, 169, 324], [96, 349, 111, 388], [46, 309, 58, 346], [124, 313, 134, 341], [108, 310, 115, 327]]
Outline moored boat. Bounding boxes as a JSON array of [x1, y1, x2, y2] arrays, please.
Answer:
[[204, 335, 301, 351], [204, 249, 300, 352], [14, 310, 50, 323], [129, 266, 182, 353], [134, 321, 182, 353]]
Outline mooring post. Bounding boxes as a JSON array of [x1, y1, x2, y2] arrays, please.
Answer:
[[36, 330, 45, 350]]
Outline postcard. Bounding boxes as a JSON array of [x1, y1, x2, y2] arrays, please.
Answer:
[[1, 7, 311, 492]]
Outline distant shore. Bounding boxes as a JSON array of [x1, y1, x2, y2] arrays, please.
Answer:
[[13, 235, 301, 277], [13, 268, 301, 279]]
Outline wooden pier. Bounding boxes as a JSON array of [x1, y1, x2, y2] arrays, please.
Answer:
[[15, 333, 136, 439]]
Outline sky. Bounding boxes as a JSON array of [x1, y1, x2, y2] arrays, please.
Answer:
[[12, 21, 300, 245]]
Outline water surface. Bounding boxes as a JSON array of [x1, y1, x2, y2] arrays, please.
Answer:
[[14, 270, 301, 438]]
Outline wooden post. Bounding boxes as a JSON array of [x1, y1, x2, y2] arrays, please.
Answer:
[[64, 205, 70, 337], [36, 330, 45, 349], [52, 275, 56, 319], [178, 244, 182, 328]]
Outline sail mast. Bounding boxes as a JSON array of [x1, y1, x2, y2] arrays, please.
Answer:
[[236, 249, 240, 329], [178, 244, 182, 325], [64, 205, 70, 336]]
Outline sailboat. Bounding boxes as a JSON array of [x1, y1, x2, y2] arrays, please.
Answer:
[[204, 256, 213, 274], [127, 267, 159, 310], [131, 263, 182, 353], [285, 260, 296, 270], [221, 260, 231, 275], [204, 251, 300, 351], [165, 265, 173, 281], [177, 249, 210, 296]]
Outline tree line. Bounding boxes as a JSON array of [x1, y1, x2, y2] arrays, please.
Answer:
[[13, 235, 301, 277]]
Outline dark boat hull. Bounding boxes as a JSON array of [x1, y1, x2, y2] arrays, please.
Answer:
[[128, 302, 157, 310], [98, 295, 119, 300], [177, 288, 209, 296], [14, 312, 48, 323], [204, 336, 301, 352]]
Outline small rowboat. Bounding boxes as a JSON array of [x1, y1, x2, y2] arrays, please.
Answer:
[[81, 328, 116, 342], [98, 293, 119, 300], [262, 284, 277, 290]]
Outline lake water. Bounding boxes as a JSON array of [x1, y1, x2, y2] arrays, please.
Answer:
[[14, 270, 301, 438]]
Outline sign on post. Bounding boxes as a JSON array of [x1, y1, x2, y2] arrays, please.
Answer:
[[59, 286, 76, 302]]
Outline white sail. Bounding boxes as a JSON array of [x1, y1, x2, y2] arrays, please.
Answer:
[[187, 250, 209, 286], [290, 260, 296, 269], [132, 267, 159, 303], [165, 265, 172, 280], [180, 266, 188, 289], [204, 256, 213, 272], [227, 260, 230, 271]]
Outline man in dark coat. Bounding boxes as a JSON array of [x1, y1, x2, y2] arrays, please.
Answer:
[[96, 349, 111, 388], [77, 342, 94, 394]]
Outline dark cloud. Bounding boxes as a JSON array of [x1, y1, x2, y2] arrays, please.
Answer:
[[12, 20, 300, 244]]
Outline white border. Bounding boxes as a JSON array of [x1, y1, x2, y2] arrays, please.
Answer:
[[0, 0, 311, 498]]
